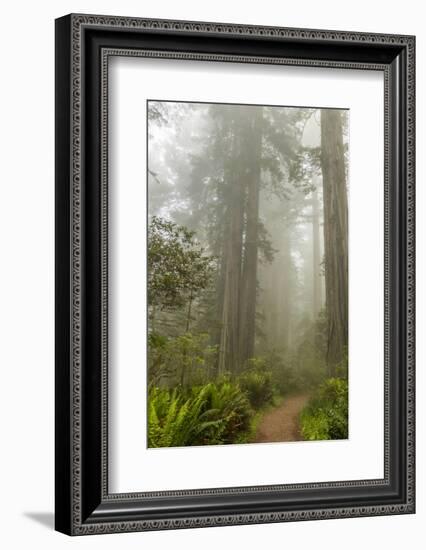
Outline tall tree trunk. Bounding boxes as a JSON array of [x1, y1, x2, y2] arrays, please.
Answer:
[[217, 250, 229, 375], [239, 108, 263, 365], [267, 222, 291, 350], [280, 225, 291, 349], [320, 110, 348, 373], [218, 116, 245, 374], [185, 289, 193, 332], [268, 259, 280, 348], [312, 182, 322, 319], [218, 201, 244, 374]]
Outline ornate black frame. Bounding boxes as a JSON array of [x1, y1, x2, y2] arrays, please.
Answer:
[[55, 14, 415, 535]]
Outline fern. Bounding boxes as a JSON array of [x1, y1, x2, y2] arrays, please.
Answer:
[[147, 381, 252, 447]]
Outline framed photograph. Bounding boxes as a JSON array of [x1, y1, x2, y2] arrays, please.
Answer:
[[55, 14, 415, 535]]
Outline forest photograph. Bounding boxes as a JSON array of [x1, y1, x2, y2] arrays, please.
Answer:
[[147, 100, 349, 448]]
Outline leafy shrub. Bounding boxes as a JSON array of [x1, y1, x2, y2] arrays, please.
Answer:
[[300, 378, 348, 440], [261, 350, 302, 395], [334, 348, 348, 379], [238, 360, 275, 408], [252, 346, 326, 397], [148, 381, 252, 447], [148, 332, 217, 387], [148, 216, 214, 312], [193, 381, 252, 444]]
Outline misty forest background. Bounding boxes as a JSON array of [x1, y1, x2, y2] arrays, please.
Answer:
[[147, 101, 349, 447]]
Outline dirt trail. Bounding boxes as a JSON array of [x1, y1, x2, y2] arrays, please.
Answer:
[[254, 394, 310, 443]]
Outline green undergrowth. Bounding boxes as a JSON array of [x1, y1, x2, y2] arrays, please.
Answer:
[[300, 378, 348, 441], [148, 368, 279, 448]]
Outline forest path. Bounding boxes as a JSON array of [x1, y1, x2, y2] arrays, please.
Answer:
[[253, 393, 310, 443]]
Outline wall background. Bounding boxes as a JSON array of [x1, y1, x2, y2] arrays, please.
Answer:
[[0, 0, 422, 547]]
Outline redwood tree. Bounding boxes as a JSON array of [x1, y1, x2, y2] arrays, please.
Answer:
[[320, 110, 348, 372]]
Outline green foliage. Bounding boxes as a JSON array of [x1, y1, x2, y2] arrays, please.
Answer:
[[334, 347, 348, 379], [256, 350, 300, 395], [243, 350, 309, 397], [275, 310, 328, 391], [148, 216, 215, 313], [148, 331, 217, 387], [196, 381, 253, 444], [239, 358, 275, 408], [300, 378, 348, 441], [148, 386, 210, 448], [148, 381, 252, 447], [255, 312, 329, 397]]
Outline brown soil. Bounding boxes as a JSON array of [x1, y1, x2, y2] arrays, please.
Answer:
[[254, 394, 310, 443]]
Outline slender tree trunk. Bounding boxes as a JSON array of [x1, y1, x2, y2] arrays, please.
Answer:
[[240, 108, 263, 365], [270, 262, 280, 347], [213, 221, 227, 353], [280, 225, 291, 349], [149, 306, 156, 333], [267, 223, 291, 350], [217, 254, 230, 375], [320, 110, 348, 373], [312, 182, 322, 319], [185, 289, 193, 332]]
